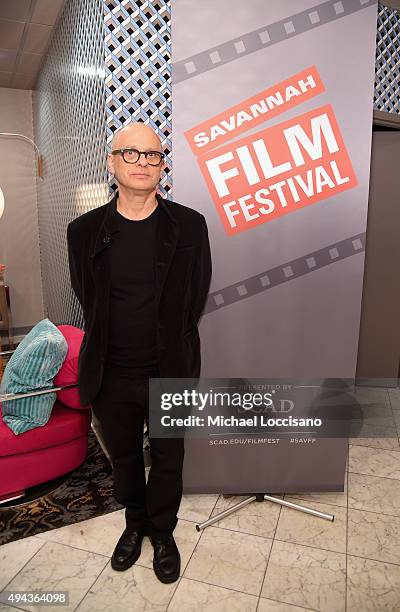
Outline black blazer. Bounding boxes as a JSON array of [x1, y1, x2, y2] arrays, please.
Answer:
[[67, 191, 212, 405]]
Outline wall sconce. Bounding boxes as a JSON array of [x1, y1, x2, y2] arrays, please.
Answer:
[[0, 133, 43, 179]]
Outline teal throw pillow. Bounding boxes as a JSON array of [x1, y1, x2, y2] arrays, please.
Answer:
[[0, 319, 68, 434]]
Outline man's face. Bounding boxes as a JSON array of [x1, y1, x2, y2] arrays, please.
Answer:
[[108, 126, 165, 194]]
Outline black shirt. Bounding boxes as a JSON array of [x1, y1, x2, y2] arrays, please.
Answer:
[[106, 206, 159, 374]]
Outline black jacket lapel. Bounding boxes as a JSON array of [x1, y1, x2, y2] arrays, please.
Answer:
[[90, 191, 119, 260], [155, 193, 180, 301]]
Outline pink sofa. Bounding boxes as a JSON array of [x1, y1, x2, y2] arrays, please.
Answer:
[[0, 402, 91, 502], [0, 325, 92, 503]]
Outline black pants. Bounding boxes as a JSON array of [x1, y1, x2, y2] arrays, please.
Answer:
[[91, 367, 185, 537]]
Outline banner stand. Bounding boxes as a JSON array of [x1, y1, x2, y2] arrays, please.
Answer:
[[173, 0, 377, 500], [195, 493, 334, 531]]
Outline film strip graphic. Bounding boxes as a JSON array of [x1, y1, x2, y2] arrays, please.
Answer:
[[173, 0, 375, 84], [204, 232, 366, 315]]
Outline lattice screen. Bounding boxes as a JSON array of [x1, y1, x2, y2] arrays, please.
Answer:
[[375, 3, 400, 114], [104, 0, 172, 196]]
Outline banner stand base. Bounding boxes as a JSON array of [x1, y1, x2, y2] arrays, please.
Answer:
[[195, 493, 334, 531]]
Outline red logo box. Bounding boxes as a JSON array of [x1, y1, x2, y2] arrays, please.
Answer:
[[197, 104, 357, 236]]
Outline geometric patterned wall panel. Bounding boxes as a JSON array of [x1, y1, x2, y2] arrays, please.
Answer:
[[375, 3, 400, 113], [104, 0, 172, 196], [34, 0, 107, 328]]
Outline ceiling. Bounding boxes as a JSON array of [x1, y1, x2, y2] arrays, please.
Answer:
[[0, 0, 66, 90]]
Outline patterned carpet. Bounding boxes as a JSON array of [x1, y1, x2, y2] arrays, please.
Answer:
[[0, 431, 122, 546]]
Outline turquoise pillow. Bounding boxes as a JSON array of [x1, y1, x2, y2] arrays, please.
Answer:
[[0, 319, 68, 434]]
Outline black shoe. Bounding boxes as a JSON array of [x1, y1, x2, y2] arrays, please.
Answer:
[[151, 534, 181, 583], [111, 528, 144, 571]]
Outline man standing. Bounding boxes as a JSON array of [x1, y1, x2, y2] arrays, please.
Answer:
[[67, 122, 212, 583]]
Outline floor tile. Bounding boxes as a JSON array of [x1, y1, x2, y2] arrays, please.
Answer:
[[348, 472, 400, 516], [178, 494, 219, 523], [209, 494, 280, 538], [77, 562, 177, 611], [138, 519, 201, 573], [393, 410, 400, 435], [261, 540, 346, 612], [387, 388, 400, 411], [349, 400, 399, 449], [347, 555, 400, 611], [0, 535, 44, 591], [168, 577, 258, 611], [35, 509, 125, 557], [184, 527, 272, 596], [5, 541, 108, 612], [285, 472, 347, 508], [348, 436, 400, 450], [351, 406, 394, 428], [258, 598, 314, 611], [354, 387, 390, 405], [275, 498, 346, 554], [349, 445, 400, 480], [347, 508, 400, 565]]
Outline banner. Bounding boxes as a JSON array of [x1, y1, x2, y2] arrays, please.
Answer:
[[172, 0, 378, 493]]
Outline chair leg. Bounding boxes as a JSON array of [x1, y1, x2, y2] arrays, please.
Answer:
[[7, 312, 14, 350], [0, 490, 26, 504], [0, 278, 13, 350], [91, 414, 113, 466]]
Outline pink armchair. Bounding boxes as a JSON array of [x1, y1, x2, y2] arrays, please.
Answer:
[[0, 325, 92, 504]]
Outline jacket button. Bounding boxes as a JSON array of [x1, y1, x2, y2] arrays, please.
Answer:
[[103, 235, 111, 244]]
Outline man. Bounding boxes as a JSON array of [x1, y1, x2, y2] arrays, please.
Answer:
[[67, 122, 212, 583]]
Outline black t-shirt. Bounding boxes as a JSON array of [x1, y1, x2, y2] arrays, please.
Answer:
[[106, 206, 159, 374]]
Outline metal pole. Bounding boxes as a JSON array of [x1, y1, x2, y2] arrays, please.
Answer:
[[263, 494, 334, 520], [196, 496, 257, 531], [0, 384, 77, 402], [196, 492, 334, 531]]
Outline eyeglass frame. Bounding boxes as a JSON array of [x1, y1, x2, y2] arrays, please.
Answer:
[[111, 147, 165, 166]]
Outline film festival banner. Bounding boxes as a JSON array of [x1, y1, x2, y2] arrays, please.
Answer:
[[170, 0, 378, 493]]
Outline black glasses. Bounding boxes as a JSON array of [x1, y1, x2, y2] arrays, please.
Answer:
[[111, 148, 165, 166]]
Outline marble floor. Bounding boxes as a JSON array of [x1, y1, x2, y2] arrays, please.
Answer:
[[1, 387, 400, 612]]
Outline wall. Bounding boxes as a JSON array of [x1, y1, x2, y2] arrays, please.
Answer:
[[33, 0, 107, 328], [356, 127, 400, 385], [0, 87, 44, 338]]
